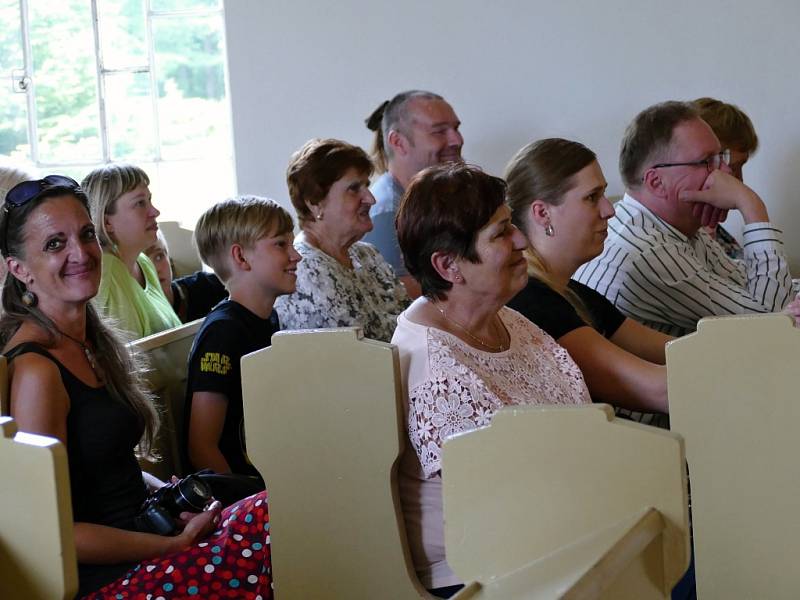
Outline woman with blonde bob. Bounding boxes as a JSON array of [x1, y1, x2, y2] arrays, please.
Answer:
[[82, 164, 180, 338], [505, 138, 673, 420]]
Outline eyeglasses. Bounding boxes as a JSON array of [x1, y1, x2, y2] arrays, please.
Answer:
[[650, 149, 731, 173], [2, 175, 80, 256]]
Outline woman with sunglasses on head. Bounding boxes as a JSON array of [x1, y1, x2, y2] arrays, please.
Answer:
[[1, 177, 273, 599], [505, 139, 673, 423], [81, 164, 180, 339]]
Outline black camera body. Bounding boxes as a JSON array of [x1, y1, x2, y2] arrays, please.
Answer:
[[134, 474, 213, 536]]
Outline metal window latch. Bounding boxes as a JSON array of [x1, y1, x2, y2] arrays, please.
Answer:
[[12, 69, 30, 93]]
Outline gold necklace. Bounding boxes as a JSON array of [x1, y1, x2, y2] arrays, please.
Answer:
[[55, 326, 103, 381], [435, 304, 508, 352]]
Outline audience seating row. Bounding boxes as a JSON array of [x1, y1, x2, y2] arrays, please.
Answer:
[[241, 327, 689, 599], [3, 312, 799, 598]]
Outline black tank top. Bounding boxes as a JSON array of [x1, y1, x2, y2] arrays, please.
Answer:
[[6, 342, 148, 596]]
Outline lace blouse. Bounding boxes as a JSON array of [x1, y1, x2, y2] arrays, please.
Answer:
[[274, 236, 409, 342], [396, 305, 591, 477], [393, 304, 591, 588]]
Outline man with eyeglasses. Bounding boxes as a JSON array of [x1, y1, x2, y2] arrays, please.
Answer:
[[576, 100, 794, 337]]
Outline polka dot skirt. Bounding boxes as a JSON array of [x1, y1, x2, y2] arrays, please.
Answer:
[[82, 491, 272, 600]]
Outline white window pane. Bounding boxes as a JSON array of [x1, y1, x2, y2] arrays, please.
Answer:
[[29, 1, 101, 163], [105, 71, 156, 160], [0, 0, 29, 160], [151, 0, 220, 12], [97, 0, 147, 69], [142, 157, 236, 228], [152, 15, 231, 160]]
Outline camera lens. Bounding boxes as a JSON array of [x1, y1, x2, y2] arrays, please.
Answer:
[[173, 475, 213, 513]]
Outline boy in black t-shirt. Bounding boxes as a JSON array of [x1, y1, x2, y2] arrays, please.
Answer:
[[184, 196, 300, 481]]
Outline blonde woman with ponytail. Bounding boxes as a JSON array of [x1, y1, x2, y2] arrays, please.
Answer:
[[506, 138, 673, 421]]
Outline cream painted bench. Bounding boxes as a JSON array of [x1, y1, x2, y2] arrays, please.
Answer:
[[444, 405, 689, 599], [129, 319, 202, 480], [668, 313, 800, 599], [243, 328, 690, 599], [0, 417, 77, 600], [158, 220, 201, 277]]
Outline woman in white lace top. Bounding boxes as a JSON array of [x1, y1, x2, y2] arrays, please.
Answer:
[[274, 139, 409, 342], [392, 163, 591, 597]]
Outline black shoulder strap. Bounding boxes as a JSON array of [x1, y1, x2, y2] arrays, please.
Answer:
[[4, 341, 57, 364]]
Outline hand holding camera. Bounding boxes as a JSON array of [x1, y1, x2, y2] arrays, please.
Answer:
[[135, 474, 217, 536]]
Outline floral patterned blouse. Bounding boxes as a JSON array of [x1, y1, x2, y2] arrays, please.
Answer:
[[274, 235, 410, 342]]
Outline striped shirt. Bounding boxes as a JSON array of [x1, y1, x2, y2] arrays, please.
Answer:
[[575, 194, 795, 337]]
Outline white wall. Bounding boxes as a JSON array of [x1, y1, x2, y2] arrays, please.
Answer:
[[224, 0, 800, 266]]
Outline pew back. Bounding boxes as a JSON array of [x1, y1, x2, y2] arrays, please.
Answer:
[[0, 417, 77, 600], [667, 313, 800, 599], [444, 405, 690, 599], [129, 319, 202, 480], [159, 220, 201, 277], [242, 328, 432, 599]]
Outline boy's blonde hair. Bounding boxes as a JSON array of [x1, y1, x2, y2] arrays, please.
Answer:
[[194, 195, 294, 282]]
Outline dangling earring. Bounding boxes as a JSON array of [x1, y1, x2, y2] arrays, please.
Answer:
[[21, 288, 38, 307], [545, 223, 555, 237]]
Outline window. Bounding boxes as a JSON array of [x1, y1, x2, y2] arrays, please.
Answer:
[[0, 0, 234, 226]]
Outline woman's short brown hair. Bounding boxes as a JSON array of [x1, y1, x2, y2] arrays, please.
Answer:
[[286, 138, 373, 226], [693, 97, 759, 153], [396, 163, 505, 300]]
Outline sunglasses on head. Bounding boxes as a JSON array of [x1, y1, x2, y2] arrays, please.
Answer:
[[2, 175, 81, 257], [4, 175, 80, 211]]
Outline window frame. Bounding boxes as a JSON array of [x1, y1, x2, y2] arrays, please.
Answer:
[[12, 0, 229, 169]]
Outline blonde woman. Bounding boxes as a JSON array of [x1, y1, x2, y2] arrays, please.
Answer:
[[82, 164, 180, 338]]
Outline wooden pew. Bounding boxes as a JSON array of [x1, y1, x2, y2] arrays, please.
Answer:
[[242, 328, 432, 598], [129, 319, 202, 480], [443, 405, 689, 599], [667, 313, 800, 599], [242, 328, 689, 599], [158, 220, 201, 277], [0, 416, 77, 600]]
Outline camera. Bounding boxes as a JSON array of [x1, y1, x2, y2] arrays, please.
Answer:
[[134, 474, 213, 536]]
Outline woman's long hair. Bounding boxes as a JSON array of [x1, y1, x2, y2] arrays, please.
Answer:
[[0, 186, 159, 458]]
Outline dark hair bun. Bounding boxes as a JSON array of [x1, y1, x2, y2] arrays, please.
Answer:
[[365, 100, 389, 131]]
